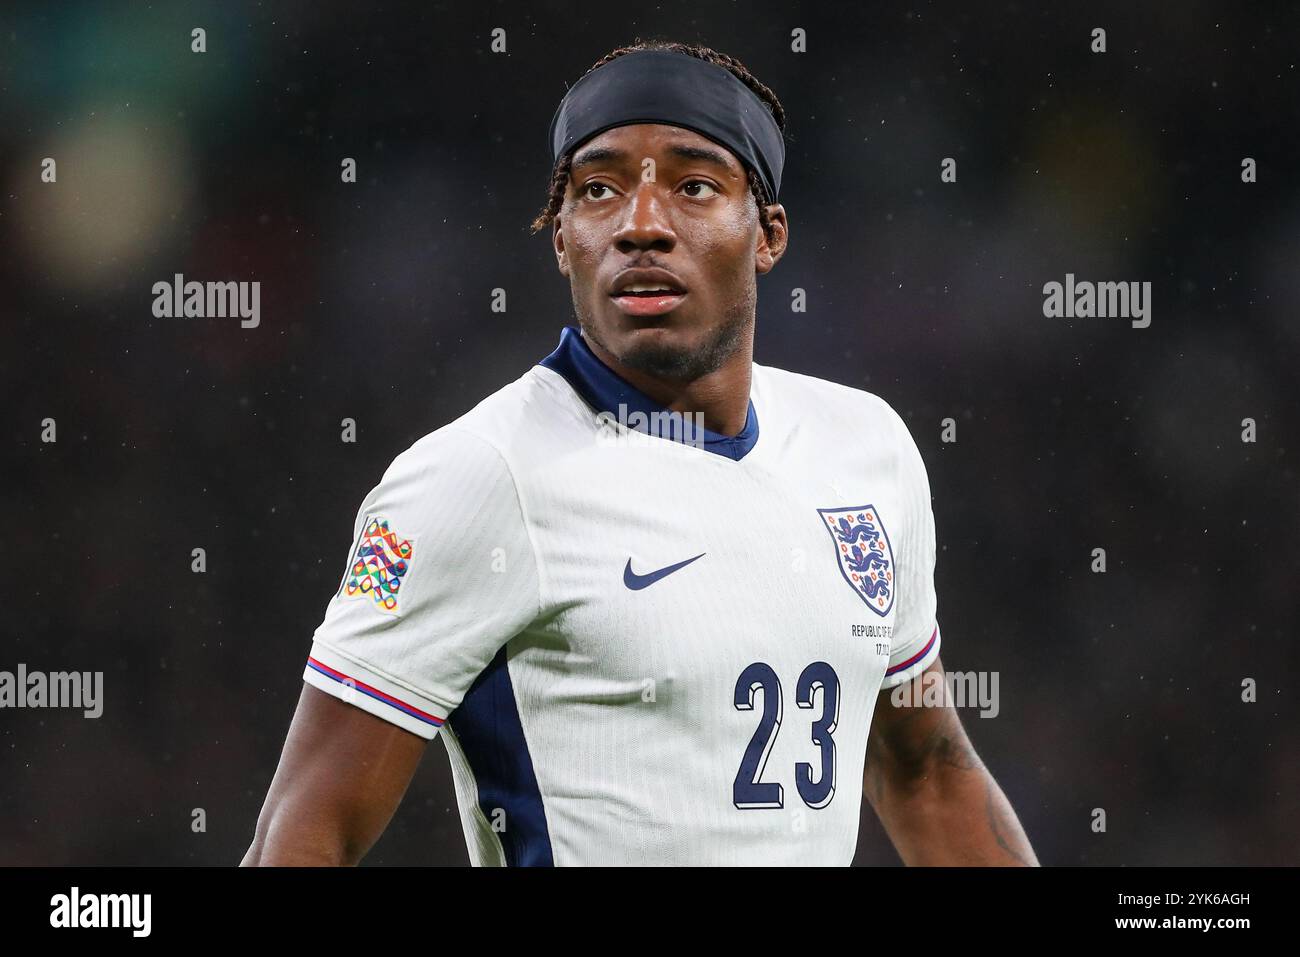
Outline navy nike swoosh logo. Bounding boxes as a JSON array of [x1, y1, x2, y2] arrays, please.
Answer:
[[623, 553, 706, 590]]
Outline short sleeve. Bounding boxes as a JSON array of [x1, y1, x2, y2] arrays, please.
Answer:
[[302, 427, 541, 739], [879, 408, 942, 689]]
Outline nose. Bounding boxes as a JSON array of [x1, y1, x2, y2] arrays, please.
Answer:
[[611, 181, 676, 253]]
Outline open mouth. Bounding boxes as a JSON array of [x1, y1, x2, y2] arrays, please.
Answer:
[[609, 285, 687, 317]]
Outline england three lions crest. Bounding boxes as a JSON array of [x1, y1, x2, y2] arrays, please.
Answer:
[[818, 505, 896, 616]]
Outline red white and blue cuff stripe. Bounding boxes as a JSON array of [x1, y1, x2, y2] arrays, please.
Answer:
[[302, 641, 447, 739], [881, 624, 941, 688]]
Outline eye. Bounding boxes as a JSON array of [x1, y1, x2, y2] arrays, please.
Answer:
[[582, 181, 617, 200], [682, 180, 719, 199]]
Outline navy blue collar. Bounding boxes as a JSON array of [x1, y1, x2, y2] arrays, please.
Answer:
[[538, 326, 760, 461]]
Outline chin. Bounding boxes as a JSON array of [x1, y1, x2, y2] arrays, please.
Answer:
[[617, 319, 736, 382]]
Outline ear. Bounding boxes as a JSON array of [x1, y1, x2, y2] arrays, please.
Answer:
[[553, 216, 570, 278], [755, 203, 788, 275]]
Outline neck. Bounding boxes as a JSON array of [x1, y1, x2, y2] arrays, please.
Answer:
[[581, 329, 754, 436]]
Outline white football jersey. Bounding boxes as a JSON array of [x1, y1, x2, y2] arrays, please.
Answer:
[[302, 326, 941, 866]]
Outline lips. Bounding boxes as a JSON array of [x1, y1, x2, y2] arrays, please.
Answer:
[[608, 267, 686, 295], [608, 267, 688, 317], [610, 290, 687, 317]]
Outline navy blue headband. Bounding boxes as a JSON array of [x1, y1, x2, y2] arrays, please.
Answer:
[[548, 48, 785, 202]]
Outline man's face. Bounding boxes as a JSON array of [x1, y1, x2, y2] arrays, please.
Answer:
[[552, 123, 787, 383]]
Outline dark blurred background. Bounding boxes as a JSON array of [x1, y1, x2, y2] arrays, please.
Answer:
[[1, 0, 1296, 865]]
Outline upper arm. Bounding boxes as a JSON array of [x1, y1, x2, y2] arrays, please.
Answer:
[[301, 427, 541, 735], [864, 397, 951, 785], [864, 655, 983, 800], [243, 683, 429, 865], [247, 426, 541, 863]]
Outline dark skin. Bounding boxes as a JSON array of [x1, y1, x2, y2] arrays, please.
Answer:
[[242, 123, 1038, 866], [865, 657, 1039, 865], [555, 123, 786, 436], [242, 685, 425, 866]]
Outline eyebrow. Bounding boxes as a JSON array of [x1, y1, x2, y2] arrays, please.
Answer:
[[569, 142, 736, 175]]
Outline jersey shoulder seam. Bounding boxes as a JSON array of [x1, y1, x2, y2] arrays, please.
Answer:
[[438, 425, 547, 624], [753, 361, 896, 413]]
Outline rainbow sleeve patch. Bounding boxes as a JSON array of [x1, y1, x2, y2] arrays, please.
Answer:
[[342, 516, 415, 614]]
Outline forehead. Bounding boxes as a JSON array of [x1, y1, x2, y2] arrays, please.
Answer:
[[568, 123, 745, 176]]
